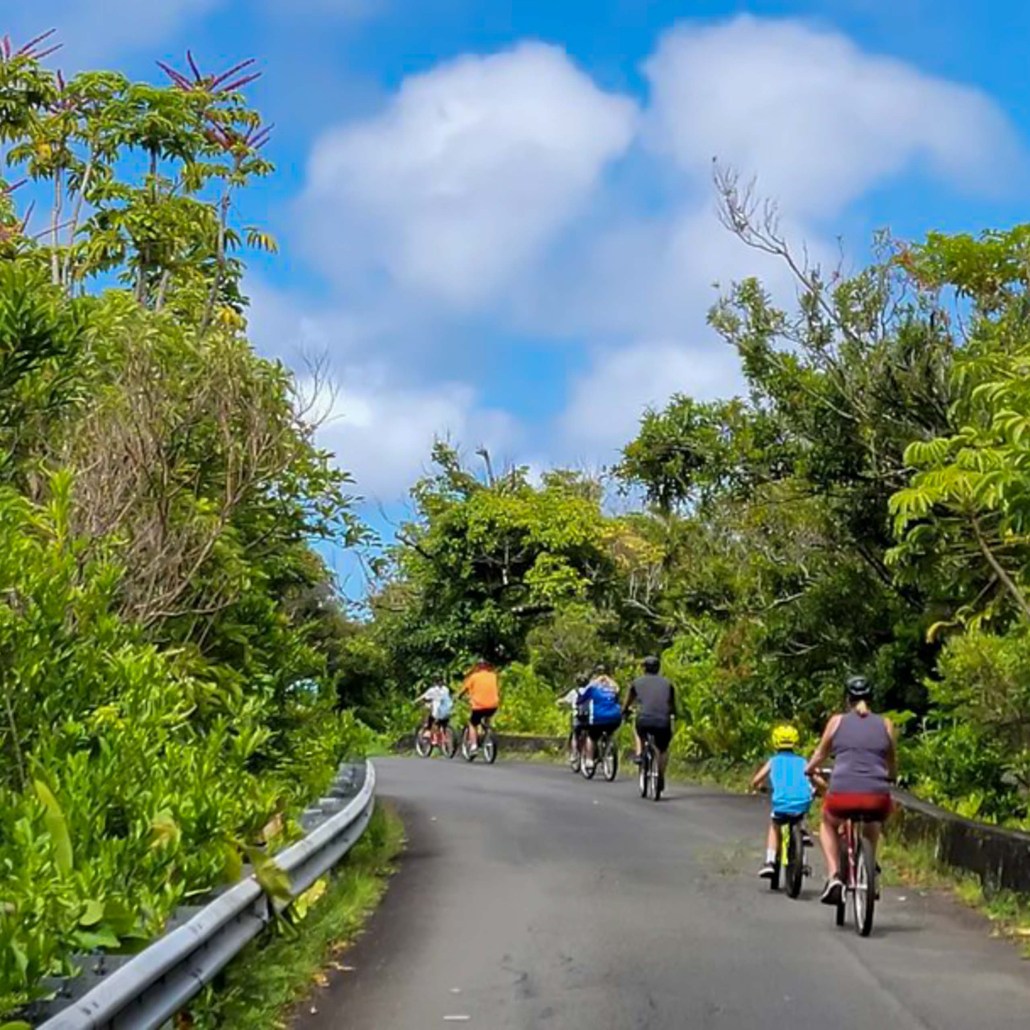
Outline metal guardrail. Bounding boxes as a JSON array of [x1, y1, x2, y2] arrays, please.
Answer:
[[38, 760, 377, 1030]]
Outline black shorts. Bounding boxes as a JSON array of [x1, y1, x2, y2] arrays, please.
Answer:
[[636, 718, 672, 752], [587, 720, 621, 740], [470, 707, 497, 726]]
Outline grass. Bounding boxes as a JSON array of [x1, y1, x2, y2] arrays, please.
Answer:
[[184, 803, 405, 1028]]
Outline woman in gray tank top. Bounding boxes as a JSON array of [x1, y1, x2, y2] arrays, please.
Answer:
[[805, 676, 897, 906]]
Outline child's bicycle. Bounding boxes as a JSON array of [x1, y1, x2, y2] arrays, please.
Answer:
[[414, 716, 457, 759], [769, 814, 812, 898]]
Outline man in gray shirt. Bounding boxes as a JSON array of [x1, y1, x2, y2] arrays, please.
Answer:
[[623, 655, 676, 784]]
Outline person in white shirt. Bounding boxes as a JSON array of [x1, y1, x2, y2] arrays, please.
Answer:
[[417, 682, 453, 731]]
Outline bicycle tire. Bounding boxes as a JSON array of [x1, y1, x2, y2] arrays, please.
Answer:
[[443, 725, 458, 759], [567, 731, 581, 773], [638, 747, 649, 798], [602, 734, 618, 782], [786, 823, 804, 899], [648, 739, 661, 801], [461, 726, 475, 762], [483, 729, 497, 765], [414, 728, 432, 759], [854, 836, 876, 937]]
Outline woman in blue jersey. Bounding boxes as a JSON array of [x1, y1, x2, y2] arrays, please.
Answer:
[[578, 664, 623, 775], [751, 724, 813, 879]]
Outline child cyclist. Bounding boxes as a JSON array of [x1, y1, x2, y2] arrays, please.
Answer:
[[752, 724, 814, 879]]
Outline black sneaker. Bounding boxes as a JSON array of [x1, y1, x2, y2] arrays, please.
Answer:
[[820, 878, 844, 905], [759, 862, 777, 880], [631, 755, 643, 766]]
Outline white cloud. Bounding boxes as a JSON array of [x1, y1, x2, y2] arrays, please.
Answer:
[[644, 15, 1022, 217], [312, 370, 519, 500], [267, 17, 1025, 495], [301, 42, 638, 309], [560, 340, 743, 459]]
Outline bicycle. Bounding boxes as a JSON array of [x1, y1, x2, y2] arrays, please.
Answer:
[[638, 733, 662, 801], [581, 728, 619, 782], [769, 814, 811, 898], [461, 715, 497, 764], [567, 721, 587, 774], [414, 718, 457, 759], [834, 812, 878, 935]]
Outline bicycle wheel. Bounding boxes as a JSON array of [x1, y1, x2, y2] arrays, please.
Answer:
[[567, 731, 581, 773], [581, 737, 597, 780], [648, 740, 661, 801], [638, 747, 649, 798], [770, 830, 782, 890], [786, 823, 805, 899], [414, 727, 432, 758], [461, 725, 475, 762], [442, 725, 458, 759], [602, 734, 618, 782], [483, 728, 497, 764], [853, 836, 876, 937]]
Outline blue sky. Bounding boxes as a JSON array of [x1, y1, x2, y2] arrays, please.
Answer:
[[10, 1, 1030, 590]]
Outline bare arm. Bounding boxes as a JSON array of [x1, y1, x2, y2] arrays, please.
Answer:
[[750, 760, 771, 791], [805, 715, 841, 778], [884, 718, 898, 782], [621, 684, 637, 718]]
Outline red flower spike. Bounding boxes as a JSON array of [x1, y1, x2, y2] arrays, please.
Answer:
[[158, 52, 261, 95], [208, 58, 257, 90]]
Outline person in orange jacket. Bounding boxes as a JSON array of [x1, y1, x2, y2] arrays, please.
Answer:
[[457, 659, 500, 754]]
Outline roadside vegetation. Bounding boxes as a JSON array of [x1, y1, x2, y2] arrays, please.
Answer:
[[185, 805, 404, 1029], [0, 35, 373, 1015]]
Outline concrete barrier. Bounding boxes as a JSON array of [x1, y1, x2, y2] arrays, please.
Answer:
[[891, 790, 1030, 895]]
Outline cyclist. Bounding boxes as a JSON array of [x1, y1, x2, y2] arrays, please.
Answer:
[[622, 655, 675, 791], [416, 681, 453, 735], [457, 658, 500, 755], [805, 675, 897, 905], [752, 724, 813, 879], [578, 664, 622, 774], [558, 672, 590, 756]]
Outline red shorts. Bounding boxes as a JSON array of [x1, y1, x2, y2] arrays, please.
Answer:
[[824, 793, 893, 821]]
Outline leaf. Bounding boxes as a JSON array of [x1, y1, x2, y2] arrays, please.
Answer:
[[149, 809, 181, 850], [9, 940, 28, 979], [73, 926, 120, 951], [245, 846, 292, 903], [34, 780, 73, 875], [2, 1022, 33, 1030], [79, 898, 105, 927], [222, 841, 243, 883]]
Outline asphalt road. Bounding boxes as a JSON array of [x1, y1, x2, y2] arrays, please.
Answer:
[[296, 756, 1030, 1030]]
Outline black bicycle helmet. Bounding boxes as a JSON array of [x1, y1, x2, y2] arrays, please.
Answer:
[[845, 674, 872, 700], [642, 655, 660, 674]]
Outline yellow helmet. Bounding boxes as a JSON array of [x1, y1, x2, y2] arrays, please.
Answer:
[[771, 724, 800, 751]]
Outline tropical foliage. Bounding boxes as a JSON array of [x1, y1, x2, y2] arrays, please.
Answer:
[[0, 34, 368, 1015]]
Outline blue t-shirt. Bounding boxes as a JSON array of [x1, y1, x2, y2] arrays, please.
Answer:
[[578, 681, 621, 725], [769, 752, 813, 816]]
